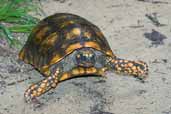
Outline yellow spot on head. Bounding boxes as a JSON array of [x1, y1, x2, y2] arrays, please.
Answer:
[[76, 54, 80, 58]]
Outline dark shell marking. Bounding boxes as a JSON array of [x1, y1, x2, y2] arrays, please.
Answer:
[[19, 13, 148, 102]]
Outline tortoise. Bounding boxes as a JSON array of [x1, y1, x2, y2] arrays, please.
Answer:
[[19, 13, 148, 102]]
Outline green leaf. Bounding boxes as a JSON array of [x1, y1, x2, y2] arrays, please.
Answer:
[[0, 0, 40, 48]]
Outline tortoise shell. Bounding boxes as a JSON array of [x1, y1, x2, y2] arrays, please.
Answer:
[[20, 13, 148, 102], [19, 13, 114, 76]]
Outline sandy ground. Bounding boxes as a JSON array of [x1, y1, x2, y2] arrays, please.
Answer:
[[0, 0, 171, 114]]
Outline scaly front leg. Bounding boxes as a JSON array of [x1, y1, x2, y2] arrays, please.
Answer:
[[24, 69, 60, 102], [24, 66, 107, 102], [106, 57, 148, 80]]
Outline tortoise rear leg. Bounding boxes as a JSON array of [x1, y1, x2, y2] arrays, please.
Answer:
[[106, 57, 148, 80]]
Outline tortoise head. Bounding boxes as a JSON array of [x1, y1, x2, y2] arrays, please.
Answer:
[[75, 48, 96, 67]]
